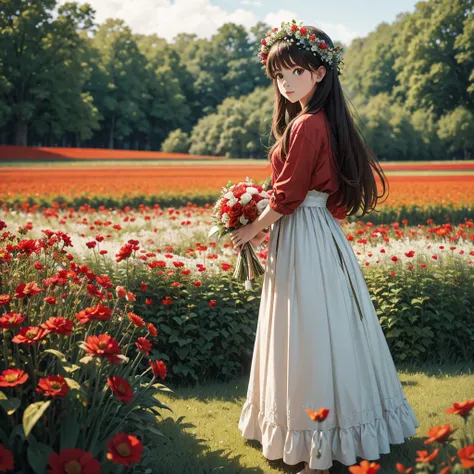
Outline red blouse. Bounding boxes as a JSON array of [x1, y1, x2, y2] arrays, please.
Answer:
[[269, 111, 347, 219]]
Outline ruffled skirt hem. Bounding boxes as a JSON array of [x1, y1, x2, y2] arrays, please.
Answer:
[[238, 397, 419, 469]]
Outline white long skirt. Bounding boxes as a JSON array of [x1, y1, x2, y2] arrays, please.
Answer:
[[237, 190, 419, 469]]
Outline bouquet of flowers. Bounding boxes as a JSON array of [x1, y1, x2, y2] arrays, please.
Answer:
[[208, 177, 270, 290]]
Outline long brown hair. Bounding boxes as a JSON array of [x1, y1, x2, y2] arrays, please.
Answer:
[[265, 26, 389, 217]]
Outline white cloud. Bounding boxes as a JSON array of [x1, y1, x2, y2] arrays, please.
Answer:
[[58, 0, 361, 46]]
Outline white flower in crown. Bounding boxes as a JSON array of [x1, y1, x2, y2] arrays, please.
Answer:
[[258, 19, 344, 76], [240, 192, 253, 205]]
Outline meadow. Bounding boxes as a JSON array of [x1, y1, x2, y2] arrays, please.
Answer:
[[0, 156, 473, 473]]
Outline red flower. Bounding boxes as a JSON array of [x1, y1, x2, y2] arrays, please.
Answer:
[[147, 323, 158, 337], [106, 432, 143, 466], [128, 312, 145, 327], [395, 463, 413, 473], [12, 326, 49, 344], [15, 282, 43, 298], [149, 359, 167, 380], [162, 296, 172, 305], [458, 445, 474, 469], [348, 460, 381, 474], [208, 300, 217, 308], [136, 337, 152, 355], [424, 424, 457, 445], [0, 444, 14, 472], [41, 317, 74, 336], [306, 407, 330, 422], [0, 368, 29, 387], [221, 263, 232, 271], [445, 399, 474, 418], [299, 26, 306, 35], [0, 312, 26, 329], [0, 294, 11, 306], [320, 42, 327, 49], [47, 448, 100, 474], [75, 304, 112, 325], [415, 448, 440, 462], [37, 375, 69, 398], [108, 376, 134, 403], [116, 285, 127, 298], [116, 243, 134, 262], [83, 334, 123, 364], [140, 282, 148, 292], [145, 298, 152, 305], [44, 296, 57, 304]]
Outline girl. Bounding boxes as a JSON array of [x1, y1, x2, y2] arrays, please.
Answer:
[[230, 21, 419, 473]]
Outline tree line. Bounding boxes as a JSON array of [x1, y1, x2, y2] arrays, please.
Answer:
[[0, 0, 472, 160]]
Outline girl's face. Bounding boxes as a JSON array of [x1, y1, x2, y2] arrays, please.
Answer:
[[273, 64, 326, 107]]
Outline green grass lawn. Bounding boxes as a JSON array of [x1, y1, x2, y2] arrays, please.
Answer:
[[149, 363, 473, 473]]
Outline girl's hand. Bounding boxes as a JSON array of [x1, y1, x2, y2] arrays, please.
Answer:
[[250, 230, 269, 247], [230, 225, 259, 252]]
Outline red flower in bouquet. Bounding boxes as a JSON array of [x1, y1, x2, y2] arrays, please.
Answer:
[[136, 337, 152, 355], [12, 326, 49, 345], [47, 448, 100, 474], [0, 312, 26, 329], [83, 334, 123, 364], [15, 281, 43, 298], [208, 178, 269, 290], [0, 368, 29, 387], [0, 444, 14, 472], [106, 432, 143, 466], [75, 304, 112, 325], [37, 375, 69, 398], [108, 376, 134, 403], [41, 317, 74, 336], [149, 359, 167, 380]]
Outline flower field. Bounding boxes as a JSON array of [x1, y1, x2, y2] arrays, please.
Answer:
[[1, 156, 473, 472]]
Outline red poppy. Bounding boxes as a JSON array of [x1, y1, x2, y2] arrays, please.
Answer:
[[0, 312, 26, 329], [306, 407, 330, 422], [149, 359, 167, 380], [445, 399, 474, 418], [83, 334, 123, 364], [458, 445, 474, 469], [47, 448, 100, 474], [424, 424, 457, 445], [37, 375, 69, 398], [75, 304, 112, 325], [395, 463, 413, 473], [145, 298, 152, 305], [12, 326, 49, 344], [41, 317, 74, 336], [108, 376, 134, 403], [106, 432, 143, 466], [0, 444, 14, 472], [128, 312, 145, 327], [136, 337, 152, 355], [0, 368, 29, 387], [348, 459, 381, 474], [116, 285, 127, 298], [162, 296, 172, 305], [44, 296, 57, 304], [15, 282, 43, 298], [415, 448, 440, 462]]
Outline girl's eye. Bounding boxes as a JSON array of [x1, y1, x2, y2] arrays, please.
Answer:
[[274, 68, 304, 79]]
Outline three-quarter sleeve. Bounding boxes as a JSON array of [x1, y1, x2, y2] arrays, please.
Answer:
[[269, 120, 318, 215]]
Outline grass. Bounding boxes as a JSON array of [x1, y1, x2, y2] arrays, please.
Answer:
[[149, 363, 473, 473]]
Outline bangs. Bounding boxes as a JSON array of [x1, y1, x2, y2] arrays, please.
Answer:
[[266, 41, 305, 79]]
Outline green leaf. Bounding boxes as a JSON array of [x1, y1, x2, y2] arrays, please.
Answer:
[[40, 349, 67, 362], [23, 401, 51, 438], [27, 437, 54, 474], [0, 392, 21, 415]]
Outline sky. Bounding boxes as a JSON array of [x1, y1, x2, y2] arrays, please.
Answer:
[[58, 0, 421, 46]]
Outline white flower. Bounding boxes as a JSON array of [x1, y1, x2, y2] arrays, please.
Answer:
[[223, 191, 234, 200], [240, 193, 252, 205], [239, 215, 249, 225], [222, 213, 230, 224], [227, 197, 237, 207], [246, 187, 259, 195], [257, 199, 269, 213]]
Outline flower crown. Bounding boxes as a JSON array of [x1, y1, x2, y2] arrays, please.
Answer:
[[258, 19, 344, 76]]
